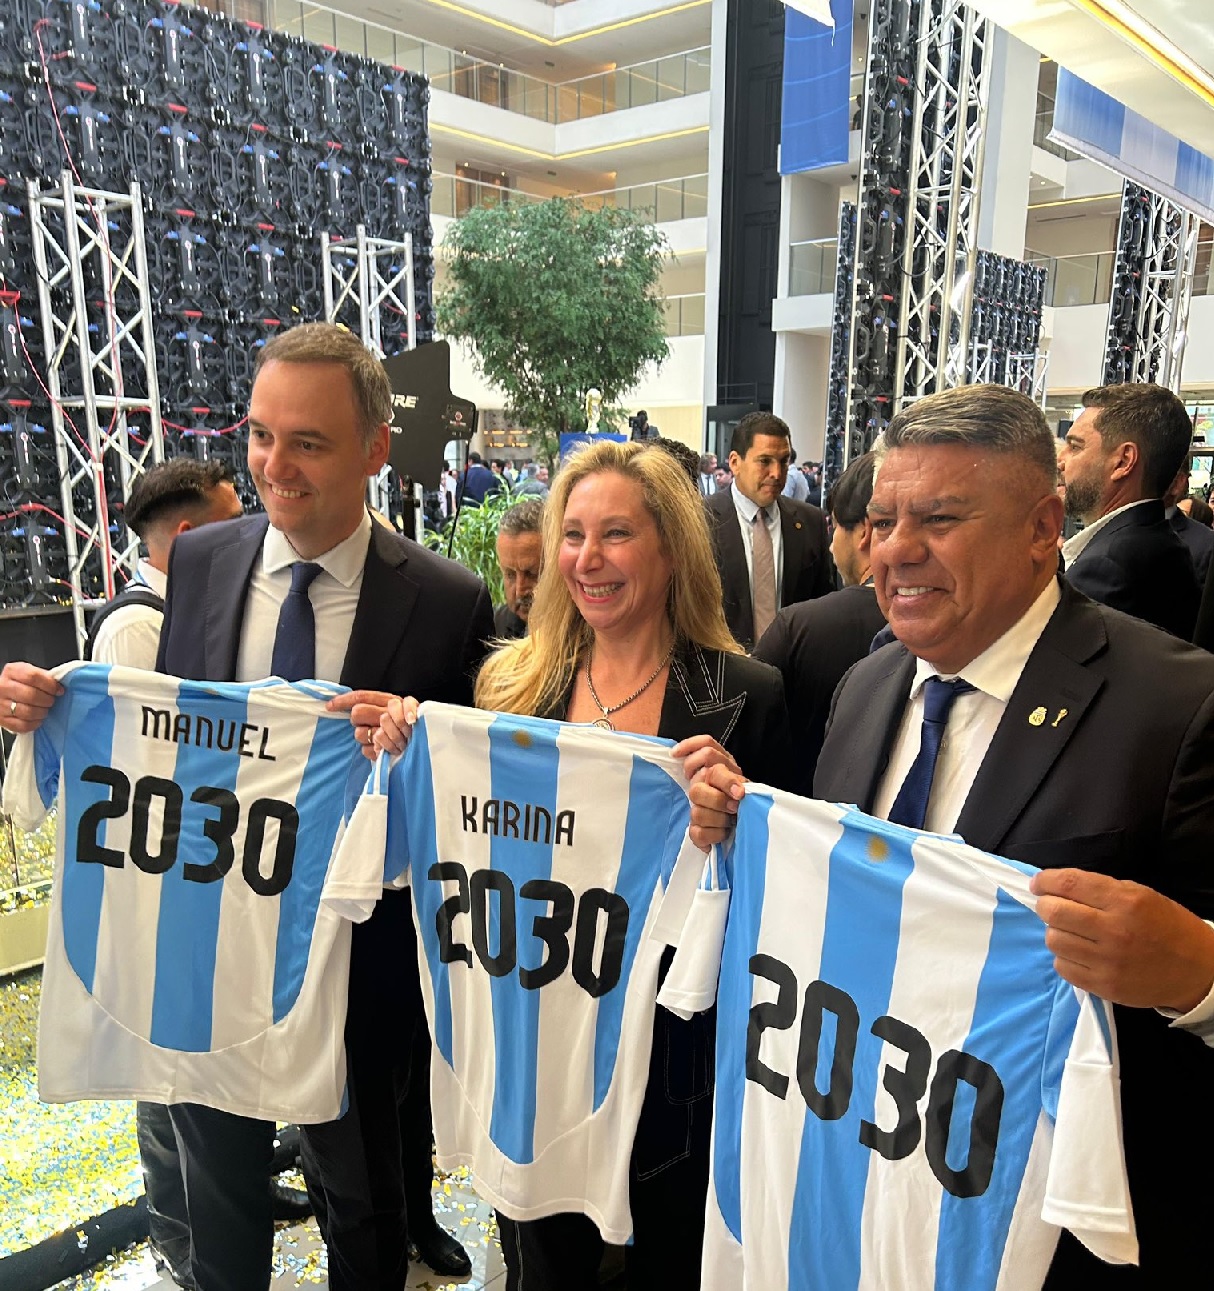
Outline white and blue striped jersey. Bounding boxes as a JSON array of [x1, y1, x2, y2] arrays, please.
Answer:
[[2, 662, 383, 1122], [341, 702, 705, 1243], [702, 789, 1137, 1291]]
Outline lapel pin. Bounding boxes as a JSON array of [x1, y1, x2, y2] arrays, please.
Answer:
[[795, 521, 803, 530], [1052, 708, 1068, 728], [1029, 706, 1046, 727]]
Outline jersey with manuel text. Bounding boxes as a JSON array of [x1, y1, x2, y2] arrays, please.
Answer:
[[702, 789, 1137, 1291], [2, 662, 383, 1122], [342, 702, 705, 1244]]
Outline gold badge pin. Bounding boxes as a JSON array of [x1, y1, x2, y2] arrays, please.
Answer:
[[1029, 706, 1047, 727]]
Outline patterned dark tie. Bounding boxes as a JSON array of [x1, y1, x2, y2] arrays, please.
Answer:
[[887, 677, 976, 831], [270, 562, 324, 682], [751, 509, 777, 642]]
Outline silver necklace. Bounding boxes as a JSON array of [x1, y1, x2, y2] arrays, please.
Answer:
[[585, 644, 675, 731]]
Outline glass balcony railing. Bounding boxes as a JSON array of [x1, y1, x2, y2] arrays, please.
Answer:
[[580, 174, 709, 221], [264, 1, 708, 125], [555, 48, 710, 123], [1033, 100, 1082, 162], [664, 294, 706, 337], [431, 173, 710, 223], [1025, 250, 1115, 307], [788, 238, 839, 296]]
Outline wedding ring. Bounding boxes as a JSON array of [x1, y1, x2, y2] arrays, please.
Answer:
[[8, 700, 16, 716]]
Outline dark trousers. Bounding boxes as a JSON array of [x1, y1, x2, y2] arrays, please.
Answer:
[[138, 1101, 193, 1287], [498, 999, 715, 1291], [167, 1104, 275, 1291], [299, 889, 438, 1291]]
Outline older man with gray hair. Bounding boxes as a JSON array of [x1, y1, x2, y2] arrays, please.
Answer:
[[690, 382, 1214, 1287]]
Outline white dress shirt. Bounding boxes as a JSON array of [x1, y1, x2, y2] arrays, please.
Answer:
[[1061, 499, 1154, 568], [871, 579, 1061, 834], [868, 575, 1214, 1037], [782, 468, 810, 503], [90, 560, 167, 671], [235, 510, 372, 685], [730, 486, 784, 611]]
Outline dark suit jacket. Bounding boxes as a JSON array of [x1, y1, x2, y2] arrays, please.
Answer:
[[753, 583, 887, 796], [815, 579, 1214, 1281], [549, 641, 791, 1178], [705, 487, 833, 649], [157, 512, 495, 1051], [492, 603, 527, 639], [1063, 499, 1199, 638], [1170, 506, 1214, 586]]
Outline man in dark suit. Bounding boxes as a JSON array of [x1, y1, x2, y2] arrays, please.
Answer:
[[753, 450, 886, 794], [705, 412, 832, 649], [689, 384, 1214, 1286], [456, 450, 502, 506], [1059, 382, 1199, 636], [1164, 464, 1214, 585]]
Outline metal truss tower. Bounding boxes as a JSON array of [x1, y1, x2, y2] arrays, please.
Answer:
[[28, 173, 164, 652], [1104, 181, 1199, 392], [838, 0, 991, 469], [321, 226, 416, 359], [321, 227, 418, 529], [896, 0, 990, 400]]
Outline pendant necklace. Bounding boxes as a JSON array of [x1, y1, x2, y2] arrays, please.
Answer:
[[586, 644, 675, 731]]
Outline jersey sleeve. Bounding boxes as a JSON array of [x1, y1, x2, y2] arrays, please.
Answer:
[[0, 665, 78, 830], [656, 844, 731, 1020], [323, 752, 398, 920], [1040, 981, 1138, 1265]]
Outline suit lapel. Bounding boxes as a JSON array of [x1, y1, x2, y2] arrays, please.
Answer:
[[205, 516, 265, 680], [341, 524, 420, 689], [820, 647, 916, 811], [954, 587, 1107, 853], [658, 645, 747, 746], [778, 497, 807, 604]]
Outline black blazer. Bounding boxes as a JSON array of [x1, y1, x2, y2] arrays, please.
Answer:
[[1063, 499, 1199, 638], [814, 579, 1214, 1281], [753, 584, 888, 796], [1171, 506, 1214, 586], [705, 487, 833, 649], [548, 641, 790, 1179], [157, 512, 496, 1051]]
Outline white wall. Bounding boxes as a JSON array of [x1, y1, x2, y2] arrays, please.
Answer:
[[978, 29, 1036, 258], [773, 332, 830, 460]]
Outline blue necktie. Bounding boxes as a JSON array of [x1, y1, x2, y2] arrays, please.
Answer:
[[271, 562, 323, 682], [887, 677, 975, 831]]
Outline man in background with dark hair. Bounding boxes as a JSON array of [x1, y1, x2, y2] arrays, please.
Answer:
[[705, 411, 832, 650], [494, 498, 544, 639], [87, 459, 243, 669], [457, 450, 502, 505], [1059, 382, 1199, 636], [1163, 462, 1214, 586], [753, 451, 887, 794]]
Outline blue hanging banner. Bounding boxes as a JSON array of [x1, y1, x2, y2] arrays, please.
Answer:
[[1052, 68, 1214, 225], [780, 0, 853, 176]]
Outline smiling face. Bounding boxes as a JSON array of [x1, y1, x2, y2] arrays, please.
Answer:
[[557, 471, 674, 640], [868, 444, 1062, 673], [246, 360, 389, 560]]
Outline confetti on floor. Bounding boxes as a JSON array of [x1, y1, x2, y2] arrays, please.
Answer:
[[2, 967, 505, 1288]]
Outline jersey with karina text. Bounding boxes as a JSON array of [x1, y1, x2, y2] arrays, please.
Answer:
[[702, 789, 1137, 1291], [2, 662, 383, 1122], [342, 702, 705, 1243]]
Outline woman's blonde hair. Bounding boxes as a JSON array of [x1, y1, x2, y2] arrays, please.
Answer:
[[475, 440, 740, 715]]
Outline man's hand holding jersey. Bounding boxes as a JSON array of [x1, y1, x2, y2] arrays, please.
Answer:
[[326, 689, 398, 760], [0, 662, 63, 734]]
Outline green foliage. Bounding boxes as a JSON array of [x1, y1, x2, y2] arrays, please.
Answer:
[[422, 482, 518, 605], [436, 198, 670, 465]]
